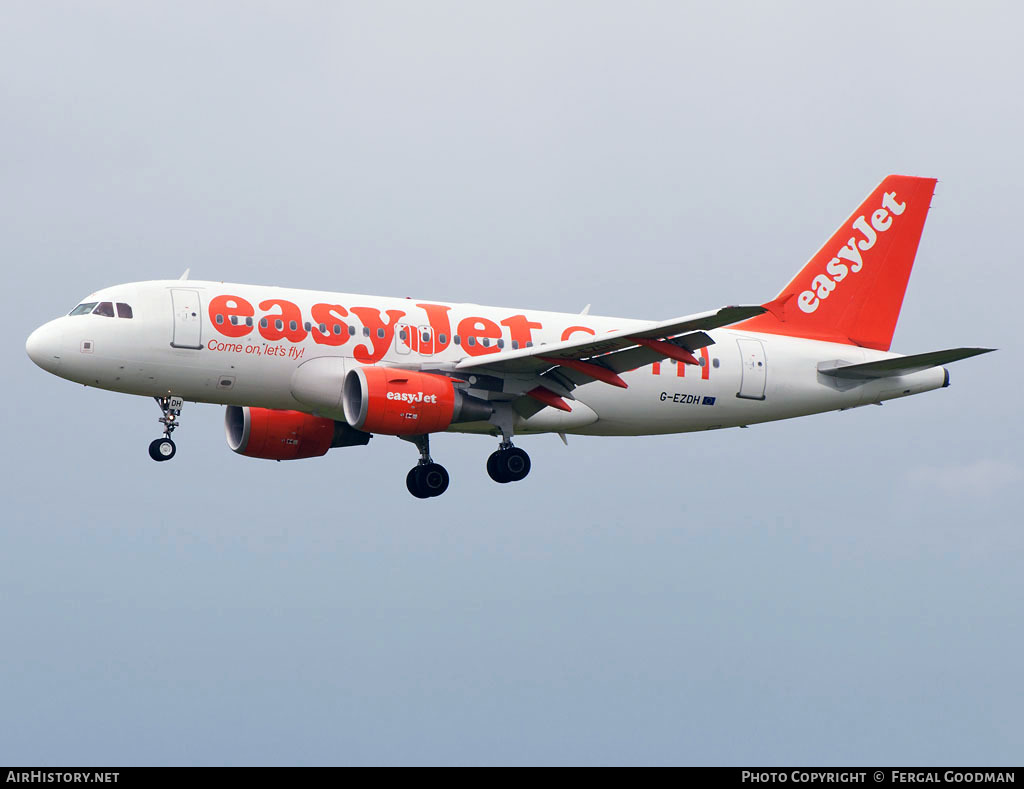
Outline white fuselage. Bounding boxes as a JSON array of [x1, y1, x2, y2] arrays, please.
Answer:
[[26, 279, 947, 437]]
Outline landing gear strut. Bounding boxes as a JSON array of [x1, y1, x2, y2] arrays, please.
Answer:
[[149, 395, 183, 462], [404, 434, 450, 499]]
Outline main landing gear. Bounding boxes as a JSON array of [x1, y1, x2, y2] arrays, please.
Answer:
[[486, 441, 532, 484], [149, 395, 183, 462], [401, 430, 531, 498], [405, 434, 450, 499], [485, 408, 531, 485]]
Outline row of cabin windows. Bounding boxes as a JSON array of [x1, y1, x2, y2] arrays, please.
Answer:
[[211, 313, 531, 349], [205, 313, 715, 361], [69, 301, 133, 318]]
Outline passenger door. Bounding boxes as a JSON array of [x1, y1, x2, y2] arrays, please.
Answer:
[[170, 289, 203, 349], [736, 338, 767, 400]]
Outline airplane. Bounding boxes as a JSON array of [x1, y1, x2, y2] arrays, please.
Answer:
[[26, 175, 992, 498]]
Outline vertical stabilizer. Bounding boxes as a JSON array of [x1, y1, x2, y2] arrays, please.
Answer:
[[734, 175, 937, 351]]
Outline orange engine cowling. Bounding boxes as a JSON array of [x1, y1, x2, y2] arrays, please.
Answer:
[[225, 405, 336, 460], [343, 367, 492, 435]]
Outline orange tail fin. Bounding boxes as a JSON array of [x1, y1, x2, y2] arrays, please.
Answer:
[[734, 175, 937, 351]]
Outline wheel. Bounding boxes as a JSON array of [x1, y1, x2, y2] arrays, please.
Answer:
[[148, 437, 176, 462], [503, 447, 531, 482], [406, 467, 431, 498], [487, 450, 510, 483], [419, 463, 450, 497], [487, 447, 531, 483], [407, 464, 449, 498]]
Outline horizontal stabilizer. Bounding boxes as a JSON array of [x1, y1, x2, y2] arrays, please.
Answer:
[[818, 347, 994, 380]]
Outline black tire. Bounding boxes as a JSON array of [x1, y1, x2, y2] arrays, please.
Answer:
[[406, 466, 431, 499], [148, 438, 176, 462], [503, 447, 531, 482], [487, 450, 510, 483], [420, 463, 450, 497]]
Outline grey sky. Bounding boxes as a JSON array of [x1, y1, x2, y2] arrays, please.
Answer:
[[2, 1, 1020, 765]]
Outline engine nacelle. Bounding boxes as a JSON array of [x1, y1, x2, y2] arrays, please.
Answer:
[[225, 405, 369, 460], [342, 367, 492, 435]]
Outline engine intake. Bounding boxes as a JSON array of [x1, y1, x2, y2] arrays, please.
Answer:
[[343, 367, 492, 435]]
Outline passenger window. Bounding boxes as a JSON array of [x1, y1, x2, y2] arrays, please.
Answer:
[[116, 303, 133, 319], [362, 327, 370, 337], [497, 339, 504, 349], [467, 337, 476, 346], [230, 316, 239, 325], [454, 335, 461, 345], [438, 334, 447, 344], [319, 323, 326, 333], [246, 317, 253, 327], [713, 358, 720, 368], [215, 314, 224, 324], [304, 322, 311, 332], [275, 319, 283, 330], [348, 325, 356, 336], [69, 302, 98, 316], [260, 318, 269, 329], [512, 340, 519, 350], [93, 302, 115, 317], [399, 330, 407, 341], [289, 320, 297, 331], [333, 325, 342, 335], [377, 328, 385, 339]]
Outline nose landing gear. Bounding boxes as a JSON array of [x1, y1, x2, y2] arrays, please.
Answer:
[[404, 434, 450, 498], [149, 396, 183, 462]]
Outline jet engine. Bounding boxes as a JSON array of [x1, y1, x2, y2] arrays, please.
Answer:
[[342, 367, 492, 435], [225, 405, 370, 460]]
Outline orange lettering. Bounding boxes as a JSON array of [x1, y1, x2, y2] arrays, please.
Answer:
[[501, 315, 543, 349], [310, 303, 350, 347], [258, 299, 308, 343], [350, 307, 405, 363], [209, 295, 254, 338], [417, 303, 453, 354], [561, 325, 595, 342], [457, 316, 502, 356]]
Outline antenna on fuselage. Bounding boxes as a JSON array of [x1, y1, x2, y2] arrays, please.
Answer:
[[178, 268, 191, 281]]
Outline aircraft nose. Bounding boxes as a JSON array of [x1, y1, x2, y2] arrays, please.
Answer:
[[26, 321, 64, 373]]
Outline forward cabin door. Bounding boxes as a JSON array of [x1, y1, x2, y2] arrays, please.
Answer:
[[170, 289, 203, 349], [736, 338, 767, 400]]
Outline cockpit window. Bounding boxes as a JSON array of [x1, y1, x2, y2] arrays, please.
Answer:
[[69, 302, 98, 316], [93, 302, 115, 317], [116, 303, 133, 319]]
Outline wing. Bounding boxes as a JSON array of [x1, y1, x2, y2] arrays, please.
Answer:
[[456, 305, 765, 376], [447, 305, 765, 415]]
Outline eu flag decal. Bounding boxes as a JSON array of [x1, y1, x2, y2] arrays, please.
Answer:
[[702, 396, 716, 406]]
